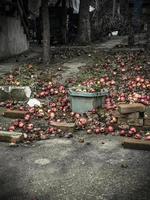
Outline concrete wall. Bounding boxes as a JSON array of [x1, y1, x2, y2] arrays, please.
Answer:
[[0, 15, 29, 59]]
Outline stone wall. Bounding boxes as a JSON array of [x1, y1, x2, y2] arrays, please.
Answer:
[[0, 15, 29, 60]]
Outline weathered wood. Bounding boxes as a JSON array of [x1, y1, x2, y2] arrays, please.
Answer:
[[122, 138, 150, 151]]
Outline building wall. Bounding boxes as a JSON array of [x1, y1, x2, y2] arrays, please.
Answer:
[[0, 15, 29, 60]]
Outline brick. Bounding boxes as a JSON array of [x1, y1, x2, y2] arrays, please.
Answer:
[[4, 110, 27, 119], [122, 138, 150, 151], [0, 131, 23, 143], [113, 110, 124, 118], [144, 106, 150, 119], [114, 111, 139, 119], [144, 119, 150, 127], [126, 112, 140, 119], [117, 117, 128, 125], [118, 124, 130, 130], [118, 118, 143, 127], [118, 103, 145, 114], [50, 121, 75, 131], [128, 118, 143, 127]]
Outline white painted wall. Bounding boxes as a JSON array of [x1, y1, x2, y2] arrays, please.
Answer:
[[0, 15, 29, 59]]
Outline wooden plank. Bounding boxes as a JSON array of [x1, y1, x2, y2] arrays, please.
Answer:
[[122, 138, 150, 151]]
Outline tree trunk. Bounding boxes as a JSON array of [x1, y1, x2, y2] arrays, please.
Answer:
[[42, 0, 50, 63], [128, 1, 134, 46], [78, 0, 91, 44], [113, 0, 116, 18], [61, 0, 67, 44], [147, 20, 150, 49], [95, 0, 100, 27], [133, 0, 142, 33], [120, 0, 128, 16]]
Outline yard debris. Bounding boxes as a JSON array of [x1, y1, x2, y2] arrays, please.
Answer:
[[121, 163, 128, 168], [27, 98, 41, 107], [64, 132, 73, 138], [78, 138, 85, 143], [86, 141, 91, 145]]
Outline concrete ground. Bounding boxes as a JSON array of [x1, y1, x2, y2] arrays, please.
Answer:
[[0, 134, 150, 200]]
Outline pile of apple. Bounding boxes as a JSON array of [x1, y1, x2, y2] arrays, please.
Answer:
[[0, 52, 149, 142], [71, 76, 116, 93]]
